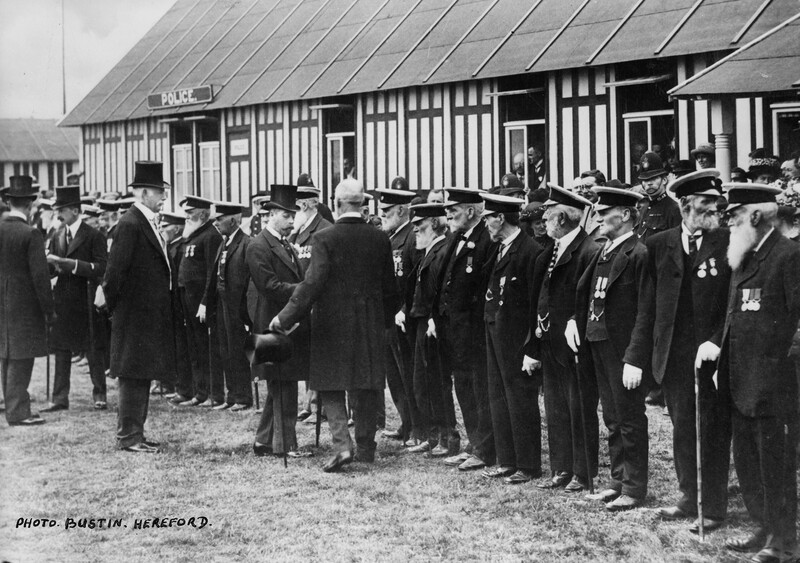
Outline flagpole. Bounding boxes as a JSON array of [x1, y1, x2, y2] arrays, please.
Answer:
[[61, 0, 67, 115]]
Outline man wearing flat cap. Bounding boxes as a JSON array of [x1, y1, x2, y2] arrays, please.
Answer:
[[720, 183, 800, 563], [176, 195, 224, 408], [247, 185, 310, 457], [481, 193, 544, 484], [647, 170, 732, 532], [524, 184, 600, 492], [567, 186, 654, 510], [1, 175, 54, 426], [436, 187, 496, 471], [103, 161, 175, 452], [43, 185, 108, 412]]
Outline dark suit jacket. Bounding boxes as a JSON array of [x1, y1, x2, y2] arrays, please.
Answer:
[[178, 220, 223, 309], [0, 215, 54, 359], [103, 205, 175, 380], [290, 212, 332, 270], [410, 235, 450, 319], [646, 226, 730, 383], [49, 221, 108, 350], [390, 220, 420, 313], [527, 228, 599, 367], [246, 228, 309, 382], [720, 229, 800, 417], [210, 229, 251, 351], [635, 194, 681, 242], [575, 233, 654, 371], [278, 216, 399, 391]]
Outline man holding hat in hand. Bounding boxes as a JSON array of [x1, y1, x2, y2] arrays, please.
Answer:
[[647, 170, 731, 532], [104, 161, 175, 452]]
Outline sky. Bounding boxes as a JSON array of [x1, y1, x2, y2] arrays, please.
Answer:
[[0, 0, 173, 119]]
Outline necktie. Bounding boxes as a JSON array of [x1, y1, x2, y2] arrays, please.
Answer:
[[496, 244, 506, 263], [687, 234, 699, 257], [281, 237, 295, 263], [456, 233, 468, 255], [547, 240, 560, 276], [66, 229, 72, 247]]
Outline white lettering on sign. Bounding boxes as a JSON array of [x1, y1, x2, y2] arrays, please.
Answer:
[[147, 86, 213, 110]]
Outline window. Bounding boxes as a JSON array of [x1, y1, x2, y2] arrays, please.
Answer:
[[172, 144, 193, 205], [199, 141, 220, 200]]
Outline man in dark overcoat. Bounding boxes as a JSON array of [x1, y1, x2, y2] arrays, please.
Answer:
[[720, 184, 800, 563], [524, 184, 599, 492], [568, 186, 654, 511], [272, 179, 398, 472], [0, 176, 54, 426], [647, 170, 732, 532], [437, 187, 496, 471], [247, 185, 309, 455], [104, 161, 175, 452], [43, 186, 108, 411], [481, 193, 543, 484]]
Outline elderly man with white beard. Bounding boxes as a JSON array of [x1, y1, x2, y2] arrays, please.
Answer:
[[720, 183, 800, 563], [646, 170, 732, 533]]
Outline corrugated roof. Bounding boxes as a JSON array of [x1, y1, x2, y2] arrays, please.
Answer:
[[669, 12, 800, 97], [62, 0, 800, 127], [0, 119, 80, 162]]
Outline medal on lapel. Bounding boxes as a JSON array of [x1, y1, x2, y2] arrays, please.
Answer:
[[498, 276, 506, 307], [535, 313, 550, 339], [697, 262, 707, 278], [594, 277, 608, 299], [185, 245, 196, 258], [741, 288, 762, 312], [709, 257, 718, 277], [392, 250, 403, 277], [466, 256, 473, 274]]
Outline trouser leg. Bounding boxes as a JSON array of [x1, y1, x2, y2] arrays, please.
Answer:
[[52, 349, 71, 407], [542, 343, 572, 475], [570, 349, 599, 479], [116, 377, 150, 448], [321, 390, 353, 455], [2, 358, 35, 424], [486, 323, 514, 467], [352, 389, 379, 457]]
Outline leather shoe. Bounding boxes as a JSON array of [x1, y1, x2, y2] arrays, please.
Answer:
[[9, 416, 45, 426], [586, 488, 620, 502], [406, 440, 430, 453], [123, 442, 159, 453], [689, 517, 723, 534], [482, 466, 516, 479], [658, 506, 695, 520], [726, 530, 767, 553], [444, 452, 470, 467], [458, 455, 487, 471], [212, 402, 231, 411], [537, 471, 572, 489], [429, 443, 450, 457], [564, 475, 590, 493], [143, 439, 160, 448], [606, 494, 643, 512], [40, 404, 67, 413], [382, 428, 403, 440], [750, 547, 782, 563], [94, 401, 108, 410], [504, 470, 535, 484], [178, 397, 201, 407], [403, 437, 419, 447], [253, 442, 273, 457], [229, 403, 251, 412], [353, 451, 375, 463], [297, 409, 312, 421], [169, 394, 190, 404], [322, 451, 353, 473]]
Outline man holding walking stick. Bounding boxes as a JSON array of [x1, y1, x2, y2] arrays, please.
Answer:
[[645, 170, 731, 534]]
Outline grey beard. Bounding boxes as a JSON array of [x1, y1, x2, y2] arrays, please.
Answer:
[[727, 225, 758, 271], [183, 219, 204, 238]]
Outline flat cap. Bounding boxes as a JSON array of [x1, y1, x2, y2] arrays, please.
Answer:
[[444, 187, 484, 206], [668, 169, 722, 198], [214, 202, 248, 217], [480, 193, 523, 216], [410, 203, 447, 222], [723, 183, 782, 211], [180, 195, 214, 210], [544, 183, 592, 209], [593, 186, 643, 211], [375, 188, 416, 208]]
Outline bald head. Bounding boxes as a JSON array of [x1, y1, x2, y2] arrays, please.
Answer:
[[334, 178, 364, 214]]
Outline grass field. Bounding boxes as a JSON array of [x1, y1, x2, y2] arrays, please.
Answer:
[[0, 357, 784, 562]]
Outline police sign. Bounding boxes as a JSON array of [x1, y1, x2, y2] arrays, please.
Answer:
[[147, 85, 213, 110]]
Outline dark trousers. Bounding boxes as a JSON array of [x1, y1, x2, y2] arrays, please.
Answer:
[[116, 377, 151, 448], [1, 357, 35, 424], [172, 292, 192, 398], [218, 300, 253, 406], [662, 355, 730, 519], [321, 389, 379, 457], [179, 289, 223, 403], [393, 323, 421, 440], [541, 342, 599, 479], [413, 319, 449, 445], [590, 339, 648, 499], [732, 409, 798, 551], [485, 322, 541, 472], [255, 379, 298, 453], [52, 348, 107, 407]]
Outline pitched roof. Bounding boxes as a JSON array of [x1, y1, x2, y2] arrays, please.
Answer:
[[0, 119, 80, 162], [669, 11, 800, 98], [62, 0, 799, 127]]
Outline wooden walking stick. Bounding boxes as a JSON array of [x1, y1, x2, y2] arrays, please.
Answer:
[[315, 392, 322, 448], [253, 378, 260, 410], [573, 354, 595, 495], [694, 364, 704, 541]]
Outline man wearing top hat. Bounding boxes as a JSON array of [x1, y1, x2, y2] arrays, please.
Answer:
[[208, 202, 253, 411], [103, 161, 175, 452], [646, 170, 732, 532], [271, 179, 398, 472], [0, 175, 55, 426], [720, 183, 800, 563], [42, 186, 108, 412], [247, 185, 310, 457], [480, 193, 544, 484], [566, 186, 654, 510], [523, 184, 600, 493], [436, 187, 497, 471], [376, 180, 419, 444], [176, 195, 224, 408]]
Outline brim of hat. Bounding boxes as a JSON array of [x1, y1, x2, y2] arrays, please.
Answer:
[[725, 202, 744, 211], [690, 149, 713, 157], [542, 198, 560, 207], [128, 181, 171, 190], [637, 170, 666, 180], [594, 203, 615, 211], [693, 188, 723, 197], [481, 208, 500, 217], [410, 215, 426, 223], [262, 202, 299, 212], [5, 192, 38, 199], [52, 201, 82, 210], [378, 201, 398, 209]]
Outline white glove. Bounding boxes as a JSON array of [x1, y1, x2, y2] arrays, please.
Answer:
[[196, 304, 206, 323], [695, 341, 721, 369], [426, 318, 437, 338], [622, 364, 642, 390], [522, 355, 541, 376], [94, 285, 106, 308], [564, 319, 580, 353], [395, 310, 406, 333], [269, 315, 283, 333]]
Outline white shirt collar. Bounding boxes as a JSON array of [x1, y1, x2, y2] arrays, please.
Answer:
[[67, 219, 82, 238], [134, 201, 157, 222], [265, 224, 284, 240], [8, 210, 27, 221], [501, 227, 521, 248], [338, 211, 362, 220], [604, 230, 634, 254], [226, 228, 242, 247], [755, 228, 774, 253], [461, 222, 477, 240], [425, 234, 446, 256], [681, 222, 703, 253], [555, 226, 581, 260]]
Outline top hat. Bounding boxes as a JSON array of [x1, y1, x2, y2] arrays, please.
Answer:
[[4, 175, 38, 199], [263, 184, 299, 213], [244, 332, 293, 366], [544, 183, 592, 209], [668, 169, 722, 198], [638, 152, 667, 180], [53, 186, 83, 209], [128, 161, 171, 190], [593, 186, 643, 211]]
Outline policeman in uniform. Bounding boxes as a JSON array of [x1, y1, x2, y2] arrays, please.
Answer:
[[567, 186, 654, 511], [647, 170, 732, 532]]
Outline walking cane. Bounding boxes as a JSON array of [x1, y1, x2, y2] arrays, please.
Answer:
[[573, 354, 595, 495], [694, 364, 704, 541], [315, 393, 322, 448], [45, 331, 51, 402], [253, 378, 260, 410]]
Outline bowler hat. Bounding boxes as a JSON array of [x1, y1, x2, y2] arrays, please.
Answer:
[[5, 175, 38, 199], [128, 161, 170, 190], [244, 332, 293, 366], [263, 184, 299, 213], [53, 186, 82, 210]]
